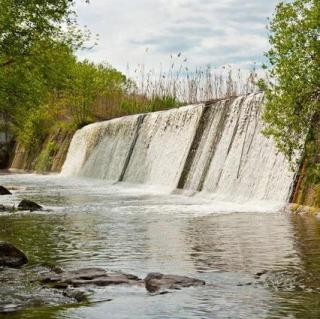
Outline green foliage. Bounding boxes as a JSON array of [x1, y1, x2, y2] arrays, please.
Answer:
[[0, 0, 84, 144], [149, 95, 179, 112], [0, 0, 85, 66], [261, 0, 320, 162], [15, 104, 55, 150], [120, 95, 178, 115], [0, 0, 180, 165], [62, 60, 128, 128]]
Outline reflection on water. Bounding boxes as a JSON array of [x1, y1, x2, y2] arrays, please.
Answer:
[[1, 174, 320, 318]]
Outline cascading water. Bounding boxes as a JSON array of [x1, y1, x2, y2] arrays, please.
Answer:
[[61, 93, 296, 204], [122, 105, 203, 187], [61, 115, 143, 181], [179, 94, 295, 202], [200, 94, 294, 202]]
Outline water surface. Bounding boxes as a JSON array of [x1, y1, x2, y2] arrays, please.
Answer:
[[1, 173, 320, 319]]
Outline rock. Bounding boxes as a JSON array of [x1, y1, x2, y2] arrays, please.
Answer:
[[0, 185, 11, 195], [40, 262, 63, 274], [41, 267, 143, 288], [63, 288, 88, 302], [18, 199, 42, 211], [254, 270, 268, 279], [144, 273, 205, 293], [0, 241, 28, 268]]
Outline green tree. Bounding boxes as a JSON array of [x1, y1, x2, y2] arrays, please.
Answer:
[[261, 0, 320, 162], [62, 60, 128, 128], [0, 0, 86, 144], [0, 40, 76, 146], [0, 0, 86, 67]]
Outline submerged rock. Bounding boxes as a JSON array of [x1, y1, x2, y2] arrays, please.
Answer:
[[41, 267, 143, 288], [63, 288, 88, 302], [144, 273, 205, 293], [254, 270, 269, 279], [0, 186, 11, 195], [39, 262, 63, 274], [18, 199, 42, 211], [0, 241, 28, 268]]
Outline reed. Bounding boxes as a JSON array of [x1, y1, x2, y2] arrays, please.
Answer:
[[117, 56, 262, 117]]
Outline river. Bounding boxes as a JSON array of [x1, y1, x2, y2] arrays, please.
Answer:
[[1, 172, 320, 318]]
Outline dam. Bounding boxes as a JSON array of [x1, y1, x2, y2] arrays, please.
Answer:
[[62, 93, 296, 205]]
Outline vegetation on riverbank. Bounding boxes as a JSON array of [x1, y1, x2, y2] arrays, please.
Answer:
[[0, 0, 179, 157], [260, 0, 319, 206], [261, 0, 319, 162], [0, 0, 261, 167]]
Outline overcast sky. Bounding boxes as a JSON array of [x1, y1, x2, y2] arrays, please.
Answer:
[[75, 0, 279, 73]]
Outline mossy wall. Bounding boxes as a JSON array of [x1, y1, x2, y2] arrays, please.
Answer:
[[291, 120, 320, 208], [10, 130, 74, 173]]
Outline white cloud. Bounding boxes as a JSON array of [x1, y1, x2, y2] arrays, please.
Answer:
[[75, 0, 279, 73]]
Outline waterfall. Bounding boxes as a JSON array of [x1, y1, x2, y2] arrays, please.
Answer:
[[61, 115, 143, 181], [62, 94, 296, 204], [180, 94, 294, 202], [122, 105, 203, 187]]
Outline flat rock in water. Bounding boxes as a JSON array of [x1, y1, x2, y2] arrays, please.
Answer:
[[144, 273, 205, 293], [18, 199, 42, 211], [41, 267, 143, 288], [0, 186, 11, 195], [0, 241, 28, 268]]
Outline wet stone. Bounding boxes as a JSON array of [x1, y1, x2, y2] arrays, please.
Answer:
[[41, 267, 143, 288], [0, 186, 11, 195], [18, 199, 42, 211], [144, 273, 205, 293], [0, 241, 28, 268], [63, 288, 88, 302]]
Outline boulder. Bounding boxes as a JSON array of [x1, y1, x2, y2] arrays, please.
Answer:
[[0, 185, 11, 195], [18, 199, 42, 211], [0, 241, 28, 268], [144, 273, 205, 293], [41, 267, 143, 288]]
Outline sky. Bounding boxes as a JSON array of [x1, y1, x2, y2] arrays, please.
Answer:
[[75, 0, 280, 73]]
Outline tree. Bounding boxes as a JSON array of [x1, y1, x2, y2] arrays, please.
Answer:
[[0, 0, 85, 67], [261, 0, 320, 163], [62, 61, 128, 128], [0, 0, 86, 144]]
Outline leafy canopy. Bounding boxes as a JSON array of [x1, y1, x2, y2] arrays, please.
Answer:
[[261, 0, 320, 162], [0, 0, 88, 66]]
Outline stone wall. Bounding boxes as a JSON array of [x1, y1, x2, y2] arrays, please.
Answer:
[[10, 130, 74, 173]]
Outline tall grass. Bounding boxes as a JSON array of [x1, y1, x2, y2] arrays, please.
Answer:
[[125, 55, 261, 105], [63, 57, 263, 126]]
